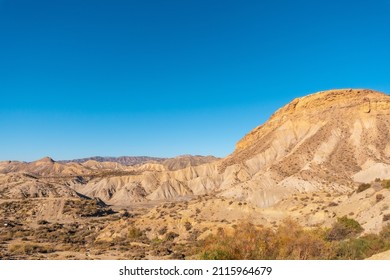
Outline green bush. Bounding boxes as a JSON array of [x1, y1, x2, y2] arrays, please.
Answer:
[[334, 238, 370, 259], [334, 234, 386, 259]]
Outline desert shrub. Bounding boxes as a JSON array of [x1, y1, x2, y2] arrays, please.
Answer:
[[380, 224, 390, 240], [334, 234, 386, 259], [128, 227, 144, 240], [273, 220, 332, 260], [184, 221, 192, 231], [376, 194, 385, 203], [334, 238, 371, 259], [64, 199, 114, 217], [0, 231, 14, 242], [200, 220, 332, 260], [165, 232, 179, 241], [199, 219, 390, 260], [382, 180, 390, 189], [383, 214, 390, 222], [158, 226, 168, 235], [327, 216, 363, 241], [9, 243, 53, 255], [121, 210, 131, 218], [200, 222, 264, 260], [357, 183, 371, 193], [363, 233, 389, 254]]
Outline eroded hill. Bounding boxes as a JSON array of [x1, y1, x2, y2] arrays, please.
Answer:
[[1, 89, 390, 259]]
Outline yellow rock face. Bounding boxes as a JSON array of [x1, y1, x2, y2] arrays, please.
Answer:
[[223, 89, 390, 176], [236, 89, 389, 152]]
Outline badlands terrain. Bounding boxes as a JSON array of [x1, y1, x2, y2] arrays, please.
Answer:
[[1, 89, 390, 259]]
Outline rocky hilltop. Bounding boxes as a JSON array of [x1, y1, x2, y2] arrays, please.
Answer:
[[229, 89, 390, 173], [216, 89, 390, 203]]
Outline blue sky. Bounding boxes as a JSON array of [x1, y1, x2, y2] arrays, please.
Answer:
[[1, 0, 390, 161]]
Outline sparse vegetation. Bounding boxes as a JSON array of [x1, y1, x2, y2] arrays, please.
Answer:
[[200, 220, 333, 260], [334, 234, 384, 259], [63, 199, 114, 217], [9, 243, 54, 255], [199, 219, 390, 260]]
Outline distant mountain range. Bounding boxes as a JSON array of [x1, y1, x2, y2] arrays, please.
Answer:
[[58, 156, 166, 166]]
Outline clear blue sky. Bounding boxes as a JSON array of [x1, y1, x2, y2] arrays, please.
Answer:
[[1, 0, 390, 161]]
